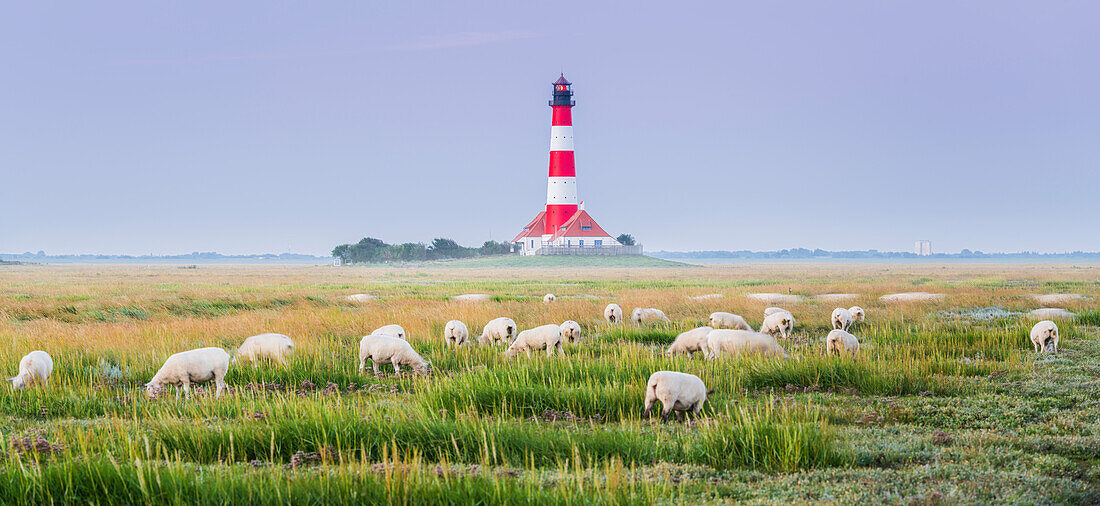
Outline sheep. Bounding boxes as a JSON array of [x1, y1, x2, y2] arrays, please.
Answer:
[[643, 371, 710, 422], [479, 317, 517, 345], [444, 320, 469, 347], [825, 329, 860, 357], [372, 324, 406, 340], [358, 334, 431, 375], [831, 307, 853, 331], [1030, 320, 1059, 354], [146, 347, 231, 399], [758, 311, 795, 339], [234, 333, 294, 365], [849, 306, 865, 324], [346, 294, 376, 303], [631, 307, 670, 324], [543, 293, 556, 303], [708, 312, 753, 331], [504, 324, 563, 358], [560, 320, 583, 343], [706, 329, 788, 359], [763, 307, 789, 316], [604, 303, 623, 323], [8, 350, 53, 390], [666, 326, 714, 357]]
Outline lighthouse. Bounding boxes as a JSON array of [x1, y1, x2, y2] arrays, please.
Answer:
[[545, 74, 578, 234], [512, 74, 629, 256]]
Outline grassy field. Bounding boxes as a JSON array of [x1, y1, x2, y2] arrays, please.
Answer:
[[0, 263, 1098, 504]]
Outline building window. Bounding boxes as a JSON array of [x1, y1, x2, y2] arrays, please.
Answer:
[[581, 226, 591, 231], [595, 240, 603, 246], [579, 240, 584, 246], [530, 240, 534, 248]]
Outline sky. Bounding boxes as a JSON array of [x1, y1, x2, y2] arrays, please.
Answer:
[[1, 2, 1098, 255]]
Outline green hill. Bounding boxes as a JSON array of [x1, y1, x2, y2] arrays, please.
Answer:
[[418, 254, 690, 268]]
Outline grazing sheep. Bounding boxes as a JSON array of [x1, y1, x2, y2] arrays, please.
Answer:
[[560, 320, 583, 343], [1030, 320, 1059, 354], [372, 324, 406, 340], [643, 371, 710, 422], [708, 312, 753, 331], [234, 333, 294, 365], [849, 306, 865, 323], [604, 303, 624, 323], [146, 347, 231, 399], [706, 329, 788, 359], [759, 311, 795, 339], [825, 329, 860, 357], [453, 293, 492, 303], [831, 307, 853, 331], [631, 307, 670, 324], [358, 335, 430, 375], [543, 293, 556, 303], [504, 324, 563, 358], [346, 294, 376, 303], [444, 320, 469, 347], [8, 350, 53, 390], [666, 326, 714, 357], [763, 307, 789, 316], [479, 317, 517, 345]]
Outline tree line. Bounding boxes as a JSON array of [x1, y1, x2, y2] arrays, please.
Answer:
[[332, 237, 513, 264]]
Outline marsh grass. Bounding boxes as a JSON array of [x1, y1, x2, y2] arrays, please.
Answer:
[[0, 264, 1097, 503]]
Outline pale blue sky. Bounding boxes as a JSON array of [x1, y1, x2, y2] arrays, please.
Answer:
[[2, 2, 1097, 255]]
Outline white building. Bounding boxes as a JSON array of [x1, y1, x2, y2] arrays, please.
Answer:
[[915, 240, 933, 256]]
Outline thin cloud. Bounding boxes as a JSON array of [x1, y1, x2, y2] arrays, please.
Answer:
[[391, 30, 539, 51]]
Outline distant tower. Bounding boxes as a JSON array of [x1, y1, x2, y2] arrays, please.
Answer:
[[915, 240, 933, 256], [544, 74, 578, 235]]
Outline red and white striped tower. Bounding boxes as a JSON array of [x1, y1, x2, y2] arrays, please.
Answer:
[[544, 74, 578, 236]]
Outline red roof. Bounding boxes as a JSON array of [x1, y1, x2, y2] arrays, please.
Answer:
[[553, 73, 571, 86], [512, 211, 546, 242], [549, 210, 613, 240]]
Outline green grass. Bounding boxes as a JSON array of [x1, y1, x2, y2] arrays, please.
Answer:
[[408, 255, 690, 268]]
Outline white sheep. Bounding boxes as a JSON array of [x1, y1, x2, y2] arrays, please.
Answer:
[[632, 307, 670, 324], [543, 293, 556, 303], [642, 369, 708, 420], [708, 312, 753, 331], [479, 317, 517, 345], [1030, 320, 1059, 354], [234, 333, 294, 365], [758, 311, 795, 339], [706, 329, 788, 359], [504, 324, 563, 358], [444, 320, 469, 347], [849, 306, 865, 324], [604, 303, 624, 323], [358, 334, 431, 375], [643, 371, 710, 422], [372, 324, 406, 340], [559, 320, 583, 343], [346, 294, 376, 303], [831, 307, 853, 331], [8, 350, 53, 390], [146, 347, 231, 399], [666, 326, 714, 357], [825, 329, 859, 357], [763, 307, 788, 316]]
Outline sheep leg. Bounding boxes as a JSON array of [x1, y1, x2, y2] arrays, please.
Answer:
[[215, 374, 226, 398], [181, 380, 191, 400], [661, 407, 671, 423], [393, 362, 402, 374], [1033, 342, 1041, 353], [525, 349, 531, 359], [675, 411, 683, 422], [372, 361, 381, 376], [643, 399, 654, 419]]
